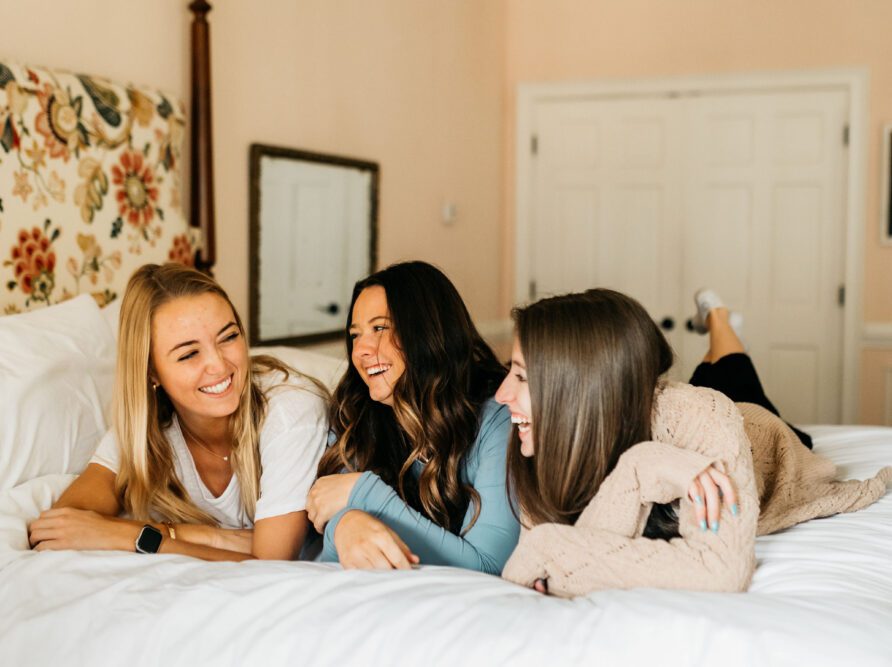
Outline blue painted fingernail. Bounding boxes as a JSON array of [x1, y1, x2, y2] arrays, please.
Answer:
[[700, 519, 707, 531], [711, 521, 720, 533], [695, 495, 703, 505], [731, 504, 739, 516]]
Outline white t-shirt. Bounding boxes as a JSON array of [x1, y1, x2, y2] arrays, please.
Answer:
[[90, 375, 328, 529]]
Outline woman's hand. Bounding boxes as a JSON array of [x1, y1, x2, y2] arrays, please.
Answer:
[[333, 510, 419, 570], [29, 508, 137, 552], [307, 473, 363, 533], [687, 463, 738, 533]]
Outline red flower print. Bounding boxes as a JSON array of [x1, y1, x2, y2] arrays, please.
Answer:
[[9, 225, 57, 302], [112, 149, 160, 232], [168, 234, 194, 267]]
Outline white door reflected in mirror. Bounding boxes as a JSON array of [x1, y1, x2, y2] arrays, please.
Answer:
[[249, 145, 378, 345]]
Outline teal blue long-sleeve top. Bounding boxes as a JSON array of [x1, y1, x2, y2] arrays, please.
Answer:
[[321, 399, 520, 575]]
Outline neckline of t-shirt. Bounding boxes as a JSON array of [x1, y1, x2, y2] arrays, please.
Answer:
[[171, 414, 238, 504]]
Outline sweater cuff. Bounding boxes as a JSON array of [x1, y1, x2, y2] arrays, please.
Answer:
[[501, 527, 549, 587], [628, 442, 717, 504]]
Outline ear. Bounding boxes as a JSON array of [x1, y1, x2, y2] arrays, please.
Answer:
[[148, 361, 160, 388]]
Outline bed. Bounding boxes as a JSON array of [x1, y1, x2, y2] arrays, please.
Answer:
[[1, 6, 892, 667]]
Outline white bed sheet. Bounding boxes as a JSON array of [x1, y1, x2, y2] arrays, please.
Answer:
[[1, 426, 890, 667]]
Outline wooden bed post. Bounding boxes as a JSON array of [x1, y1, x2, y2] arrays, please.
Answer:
[[189, 0, 216, 274]]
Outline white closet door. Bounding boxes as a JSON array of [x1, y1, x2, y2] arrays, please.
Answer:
[[681, 89, 848, 423], [531, 97, 686, 362], [527, 88, 848, 422]]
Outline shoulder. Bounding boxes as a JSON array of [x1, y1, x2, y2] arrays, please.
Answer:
[[655, 381, 739, 421], [257, 372, 329, 435], [468, 398, 511, 461], [477, 397, 511, 433]]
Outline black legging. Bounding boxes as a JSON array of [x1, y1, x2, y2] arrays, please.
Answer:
[[688, 353, 813, 449]]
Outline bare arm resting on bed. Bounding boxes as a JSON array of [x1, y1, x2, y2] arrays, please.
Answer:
[[28, 463, 306, 560]]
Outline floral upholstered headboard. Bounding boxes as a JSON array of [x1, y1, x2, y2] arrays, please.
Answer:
[[0, 61, 197, 314]]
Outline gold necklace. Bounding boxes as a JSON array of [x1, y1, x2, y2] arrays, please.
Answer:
[[180, 421, 231, 463]]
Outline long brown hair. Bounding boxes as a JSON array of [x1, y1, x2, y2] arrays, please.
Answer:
[[507, 289, 673, 528], [317, 261, 506, 534], [114, 263, 312, 524]]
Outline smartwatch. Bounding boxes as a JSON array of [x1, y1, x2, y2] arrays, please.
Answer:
[[135, 525, 164, 554]]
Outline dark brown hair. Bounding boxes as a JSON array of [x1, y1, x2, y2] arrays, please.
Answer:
[[317, 261, 506, 534], [507, 289, 675, 532]]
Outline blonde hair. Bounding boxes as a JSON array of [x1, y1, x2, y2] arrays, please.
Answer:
[[113, 263, 308, 524]]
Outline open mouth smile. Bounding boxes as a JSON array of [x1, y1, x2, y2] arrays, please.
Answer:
[[366, 364, 392, 377], [511, 414, 532, 434], [198, 374, 232, 395]]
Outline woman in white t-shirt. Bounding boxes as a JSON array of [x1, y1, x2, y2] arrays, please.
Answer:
[[28, 263, 328, 560]]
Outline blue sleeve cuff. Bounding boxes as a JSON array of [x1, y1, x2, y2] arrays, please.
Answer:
[[321, 507, 352, 562]]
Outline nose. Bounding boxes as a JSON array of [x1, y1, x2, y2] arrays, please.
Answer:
[[495, 375, 514, 405], [352, 332, 377, 357], [205, 345, 226, 375]]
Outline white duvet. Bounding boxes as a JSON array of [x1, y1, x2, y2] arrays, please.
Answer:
[[1, 426, 891, 667]]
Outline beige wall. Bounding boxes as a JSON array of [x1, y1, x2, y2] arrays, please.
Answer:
[[5, 0, 892, 421], [503, 0, 892, 422], [1, 0, 506, 322]]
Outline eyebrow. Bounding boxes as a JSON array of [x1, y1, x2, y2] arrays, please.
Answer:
[[511, 357, 526, 369], [168, 321, 238, 354], [348, 315, 391, 330]]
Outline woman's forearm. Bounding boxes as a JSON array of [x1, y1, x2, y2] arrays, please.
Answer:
[[173, 524, 254, 554]]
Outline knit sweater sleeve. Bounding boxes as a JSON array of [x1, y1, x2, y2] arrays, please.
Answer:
[[502, 383, 759, 597]]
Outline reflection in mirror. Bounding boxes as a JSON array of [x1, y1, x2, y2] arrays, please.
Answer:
[[249, 144, 378, 345]]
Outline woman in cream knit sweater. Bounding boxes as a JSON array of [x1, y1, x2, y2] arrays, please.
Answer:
[[496, 289, 891, 597]]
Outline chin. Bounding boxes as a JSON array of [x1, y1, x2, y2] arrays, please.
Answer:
[[520, 440, 535, 457]]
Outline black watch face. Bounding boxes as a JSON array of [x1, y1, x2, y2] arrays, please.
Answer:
[[137, 526, 163, 554]]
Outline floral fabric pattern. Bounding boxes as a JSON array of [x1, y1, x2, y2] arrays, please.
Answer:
[[0, 61, 196, 314]]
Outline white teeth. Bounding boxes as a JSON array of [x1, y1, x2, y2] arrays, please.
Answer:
[[199, 376, 231, 395], [511, 415, 531, 433], [367, 364, 391, 377]]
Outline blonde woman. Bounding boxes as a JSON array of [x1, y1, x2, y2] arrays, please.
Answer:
[[28, 263, 328, 560]]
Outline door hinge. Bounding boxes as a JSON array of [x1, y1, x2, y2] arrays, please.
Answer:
[[838, 284, 846, 307], [529, 280, 537, 300], [531, 134, 538, 156], [843, 125, 850, 147]]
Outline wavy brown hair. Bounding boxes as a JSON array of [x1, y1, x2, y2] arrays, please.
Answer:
[[507, 289, 675, 533], [317, 261, 506, 534], [114, 263, 322, 524]]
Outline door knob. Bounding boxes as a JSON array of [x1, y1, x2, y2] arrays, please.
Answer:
[[660, 317, 675, 331], [316, 302, 340, 316]]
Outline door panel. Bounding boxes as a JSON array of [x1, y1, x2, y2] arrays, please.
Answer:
[[529, 87, 848, 422]]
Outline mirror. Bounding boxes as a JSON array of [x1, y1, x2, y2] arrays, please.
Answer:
[[249, 144, 378, 345]]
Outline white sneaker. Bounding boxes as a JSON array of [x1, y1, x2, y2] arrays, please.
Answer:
[[690, 288, 745, 339]]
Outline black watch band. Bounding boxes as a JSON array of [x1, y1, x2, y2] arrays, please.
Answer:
[[135, 525, 163, 554]]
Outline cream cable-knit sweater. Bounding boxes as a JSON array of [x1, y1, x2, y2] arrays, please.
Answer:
[[501, 382, 892, 597]]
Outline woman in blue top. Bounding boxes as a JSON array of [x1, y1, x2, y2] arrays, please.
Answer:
[[306, 261, 518, 573]]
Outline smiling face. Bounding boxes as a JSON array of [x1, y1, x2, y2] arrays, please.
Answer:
[[350, 285, 406, 407], [150, 292, 249, 429], [495, 335, 534, 457]]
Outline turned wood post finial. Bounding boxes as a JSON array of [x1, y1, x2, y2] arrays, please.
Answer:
[[189, 0, 215, 275]]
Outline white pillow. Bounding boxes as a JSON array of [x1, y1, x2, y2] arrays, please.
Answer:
[[101, 297, 122, 341], [251, 345, 346, 392], [0, 295, 116, 491]]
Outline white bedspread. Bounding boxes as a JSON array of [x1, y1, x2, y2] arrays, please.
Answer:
[[1, 426, 891, 667]]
